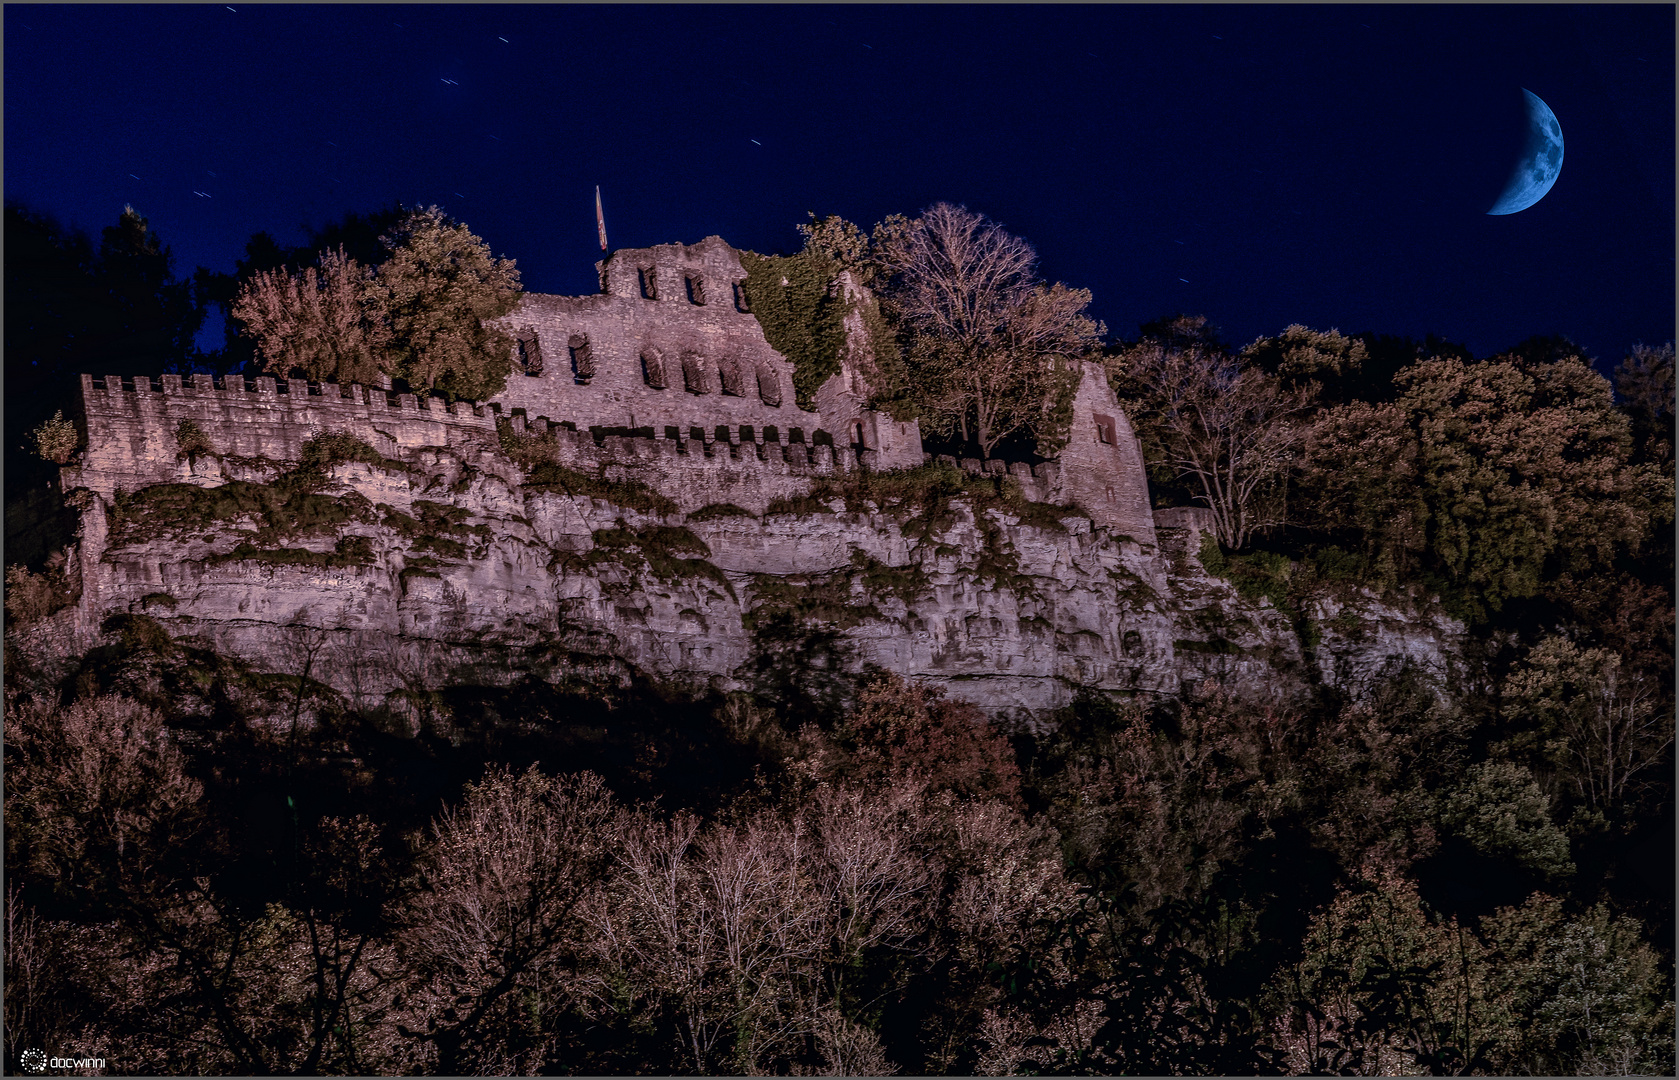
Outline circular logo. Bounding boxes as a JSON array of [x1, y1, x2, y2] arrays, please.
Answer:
[[20, 1048, 48, 1073]]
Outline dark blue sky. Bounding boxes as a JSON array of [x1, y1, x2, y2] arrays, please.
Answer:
[[6, 4, 1673, 364]]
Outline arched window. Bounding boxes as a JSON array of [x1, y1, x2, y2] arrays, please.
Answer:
[[641, 347, 667, 389], [685, 275, 707, 306], [733, 281, 751, 313], [639, 267, 659, 300], [569, 334, 596, 383]]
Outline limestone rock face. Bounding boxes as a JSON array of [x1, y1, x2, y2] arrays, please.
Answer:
[[34, 434, 1464, 727]]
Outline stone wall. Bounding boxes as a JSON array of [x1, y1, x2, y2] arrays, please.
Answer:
[[67, 372, 499, 500], [1050, 361, 1158, 545], [489, 237, 815, 436], [68, 236, 1162, 540]]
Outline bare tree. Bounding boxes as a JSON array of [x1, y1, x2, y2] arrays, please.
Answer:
[[1505, 638, 1676, 816], [1116, 341, 1316, 550], [597, 809, 725, 1072], [876, 203, 1101, 459], [396, 765, 619, 1074]]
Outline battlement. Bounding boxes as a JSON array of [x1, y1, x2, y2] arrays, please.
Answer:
[[65, 238, 1156, 540], [490, 238, 927, 474], [68, 369, 863, 514]]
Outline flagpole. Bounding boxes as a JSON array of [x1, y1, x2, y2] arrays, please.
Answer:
[[596, 186, 608, 251]]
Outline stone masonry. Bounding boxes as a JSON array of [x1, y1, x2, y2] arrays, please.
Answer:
[[70, 236, 1156, 534]]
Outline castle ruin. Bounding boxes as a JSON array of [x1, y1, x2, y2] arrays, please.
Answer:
[[70, 236, 1157, 542]]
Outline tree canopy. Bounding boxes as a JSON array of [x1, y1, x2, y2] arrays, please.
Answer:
[[230, 205, 521, 400]]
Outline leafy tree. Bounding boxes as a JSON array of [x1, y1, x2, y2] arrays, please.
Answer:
[[1502, 636, 1675, 821], [231, 247, 388, 385], [821, 673, 1020, 803], [368, 205, 521, 401], [873, 203, 1099, 459], [1302, 351, 1667, 620], [1272, 870, 1497, 1075], [1615, 341, 1675, 430], [5, 202, 211, 491], [94, 205, 210, 372], [28, 410, 78, 465], [1397, 353, 1662, 621], [1241, 324, 1368, 405], [228, 205, 521, 400], [1439, 761, 1573, 880], [797, 212, 873, 283], [1299, 400, 1428, 585], [1478, 895, 1675, 1076]]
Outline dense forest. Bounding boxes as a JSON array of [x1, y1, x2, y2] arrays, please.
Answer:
[[4, 199, 1674, 1076]]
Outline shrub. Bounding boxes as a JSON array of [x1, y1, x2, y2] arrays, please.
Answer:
[[30, 410, 78, 465], [5, 563, 66, 626], [300, 431, 384, 470], [174, 419, 214, 460]]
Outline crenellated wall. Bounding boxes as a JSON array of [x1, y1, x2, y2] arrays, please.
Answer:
[[68, 372, 499, 499], [67, 236, 1160, 539]]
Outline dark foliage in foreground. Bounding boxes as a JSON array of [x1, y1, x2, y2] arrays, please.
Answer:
[[4, 623, 1673, 1075]]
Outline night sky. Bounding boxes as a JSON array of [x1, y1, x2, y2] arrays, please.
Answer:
[[6, 4, 1673, 365]]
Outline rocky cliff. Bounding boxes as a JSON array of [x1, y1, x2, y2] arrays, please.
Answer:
[[19, 424, 1464, 729]]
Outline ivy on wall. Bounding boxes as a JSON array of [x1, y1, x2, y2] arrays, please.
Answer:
[[738, 250, 846, 412], [739, 248, 916, 421]]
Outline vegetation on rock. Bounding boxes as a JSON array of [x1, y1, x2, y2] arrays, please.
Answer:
[[3, 196, 1673, 1076]]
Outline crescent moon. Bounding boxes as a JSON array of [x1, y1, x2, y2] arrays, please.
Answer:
[[1487, 88, 1564, 215]]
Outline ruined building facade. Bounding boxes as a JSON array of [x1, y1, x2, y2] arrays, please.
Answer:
[[72, 236, 1159, 542]]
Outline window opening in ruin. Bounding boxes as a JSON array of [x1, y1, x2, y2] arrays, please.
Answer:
[[641, 348, 667, 389], [569, 334, 596, 383], [639, 267, 659, 300], [850, 420, 865, 447], [813, 429, 834, 447], [755, 364, 782, 407], [715, 425, 732, 444], [763, 425, 779, 444], [664, 425, 680, 441], [733, 281, 751, 312], [685, 275, 706, 306], [1121, 629, 1143, 657], [681, 351, 709, 394], [789, 427, 805, 444], [739, 425, 756, 444], [717, 355, 744, 397], [690, 425, 707, 443], [516, 328, 544, 376], [1094, 413, 1116, 445]]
